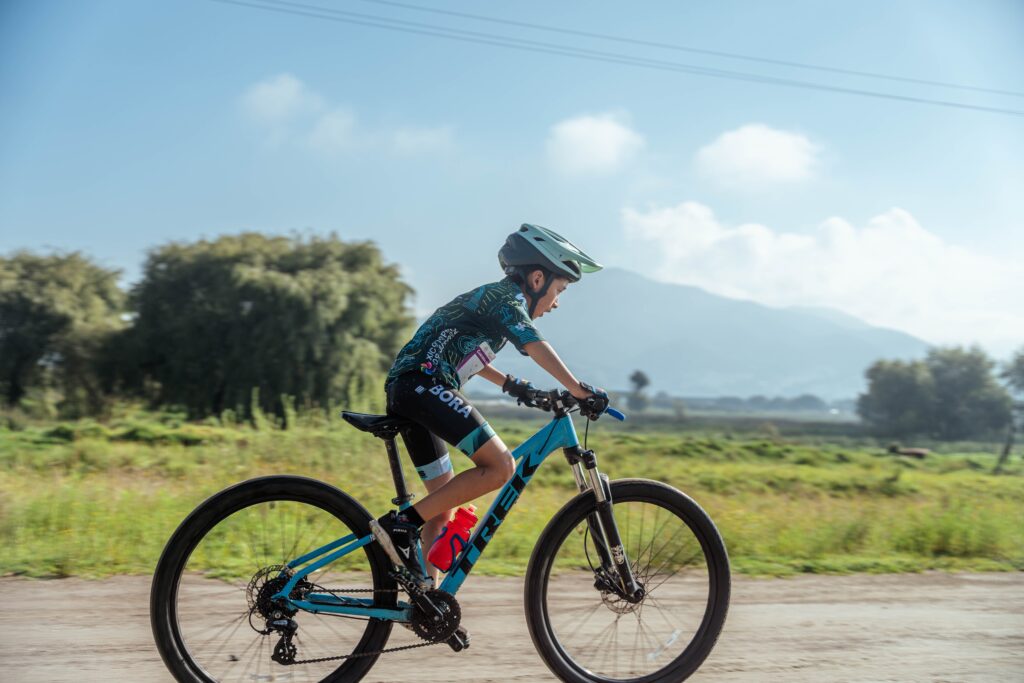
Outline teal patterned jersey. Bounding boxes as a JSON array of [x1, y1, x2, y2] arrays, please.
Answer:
[[386, 278, 544, 390]]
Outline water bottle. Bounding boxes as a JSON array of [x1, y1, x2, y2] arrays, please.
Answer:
[[427, 505, 478, 572]]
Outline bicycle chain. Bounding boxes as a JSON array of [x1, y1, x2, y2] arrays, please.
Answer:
[[285, 585, 445, 665]]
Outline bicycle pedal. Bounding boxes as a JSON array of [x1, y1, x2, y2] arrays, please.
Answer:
[[446, 625, 470, 652]]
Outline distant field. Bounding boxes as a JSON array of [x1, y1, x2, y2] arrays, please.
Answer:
[[1, 407, 1022, 578]]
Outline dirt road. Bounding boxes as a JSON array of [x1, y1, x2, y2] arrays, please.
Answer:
[[1, 572, 1021, 682]]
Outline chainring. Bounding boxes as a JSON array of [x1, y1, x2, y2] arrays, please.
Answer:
[[410, 590, 462, 642]]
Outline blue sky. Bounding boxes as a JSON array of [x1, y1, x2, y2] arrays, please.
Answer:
[[2, 0, 1022, 356]]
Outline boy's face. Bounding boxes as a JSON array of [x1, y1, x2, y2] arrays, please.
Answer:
[[527, 271, 571, 319]]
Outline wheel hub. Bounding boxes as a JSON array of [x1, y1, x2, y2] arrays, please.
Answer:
[[247, 565, 299, 622], [594, 567, 645, 614]]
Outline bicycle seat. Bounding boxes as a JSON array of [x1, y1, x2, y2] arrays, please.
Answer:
[[340, 411, 410, 436]]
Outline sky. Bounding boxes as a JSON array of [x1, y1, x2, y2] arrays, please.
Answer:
[[2, 0, 1022, 357]]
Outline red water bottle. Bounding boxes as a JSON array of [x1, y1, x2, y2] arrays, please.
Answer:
[[427, 505, 478, 572]]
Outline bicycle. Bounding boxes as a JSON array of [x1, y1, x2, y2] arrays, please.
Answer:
[[151, 388, 731, 682]]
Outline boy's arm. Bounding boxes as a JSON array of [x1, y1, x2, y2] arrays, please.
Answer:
[[477, 363, 509, 388], [523, 341, 590, 398]]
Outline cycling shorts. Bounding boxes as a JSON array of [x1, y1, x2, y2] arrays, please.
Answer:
[[385, 372, 497, 481]]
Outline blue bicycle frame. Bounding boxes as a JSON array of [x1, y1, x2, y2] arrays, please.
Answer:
[[271, 414, 581, 622]]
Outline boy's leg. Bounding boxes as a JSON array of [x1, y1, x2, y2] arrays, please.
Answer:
[[375, 376, 511, 578], [421, 469, 454, 585], [371, 437, 513, 579], [413, 436, 514, 521]]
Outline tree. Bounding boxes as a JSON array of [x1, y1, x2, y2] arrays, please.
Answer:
[[0, 251, 125, 415], [857, 346, 1013, 440], [789, 394, 828, 412], [627, 369, 650, 412], [857, 359, 935, 437], [125, 233, 413, 421], [1002, 345, 1024, 396], [926, 346, 1011, 440]]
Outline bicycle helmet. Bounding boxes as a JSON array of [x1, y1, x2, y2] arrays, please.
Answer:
[[498, 224, 602, 316]]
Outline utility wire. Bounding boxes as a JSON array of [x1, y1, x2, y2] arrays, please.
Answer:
[[211, 0, 1024, 118], [351, 0, 1024, 99]]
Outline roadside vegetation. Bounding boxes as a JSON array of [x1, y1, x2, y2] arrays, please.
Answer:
[[3, 238, 1022, 580], [2, 405, 1021, 579]]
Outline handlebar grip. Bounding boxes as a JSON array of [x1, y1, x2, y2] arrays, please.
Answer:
[[605, 407, 626, 421]]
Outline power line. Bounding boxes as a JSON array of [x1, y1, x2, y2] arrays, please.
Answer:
[[351, 0, 1024, 99], [211, 0, 1024, 118]]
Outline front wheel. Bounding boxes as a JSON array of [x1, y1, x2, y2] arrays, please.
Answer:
[[150, 475, 396, 682], [525, 479, 730, 683]]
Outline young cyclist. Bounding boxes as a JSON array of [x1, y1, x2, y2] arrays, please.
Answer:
[[370, 224, 609, 590]]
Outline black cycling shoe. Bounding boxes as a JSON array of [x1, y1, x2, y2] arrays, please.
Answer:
[[370, 511, 432, 590]]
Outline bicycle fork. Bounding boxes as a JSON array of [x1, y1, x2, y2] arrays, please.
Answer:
[[564, 446, 646, 603]]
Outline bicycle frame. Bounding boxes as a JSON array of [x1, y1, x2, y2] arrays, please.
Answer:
[[272, 414, 581, 621]]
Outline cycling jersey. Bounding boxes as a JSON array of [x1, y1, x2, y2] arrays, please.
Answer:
[[384, 278, 541, 480], [385, 278, 543, 390]]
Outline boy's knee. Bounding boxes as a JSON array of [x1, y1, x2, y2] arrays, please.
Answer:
[[472, 440, 515, 488], [494, 451, 515, 484]]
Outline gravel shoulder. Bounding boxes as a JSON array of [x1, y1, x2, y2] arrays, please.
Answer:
[[1, 572, 1021, 682]]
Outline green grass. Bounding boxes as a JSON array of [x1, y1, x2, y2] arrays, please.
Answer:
[[1, 408, 1022, 578]]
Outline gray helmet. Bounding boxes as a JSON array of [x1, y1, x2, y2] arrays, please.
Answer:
[[498, 224, 602, 283]]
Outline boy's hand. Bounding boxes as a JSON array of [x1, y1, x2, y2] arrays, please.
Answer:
[[502, 374, 538, 405], [577, 381, 610, 419]]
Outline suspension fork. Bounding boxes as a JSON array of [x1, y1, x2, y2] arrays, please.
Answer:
[[563, 447, 645, 602]]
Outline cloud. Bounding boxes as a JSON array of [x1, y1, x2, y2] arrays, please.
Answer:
[[241, 73, 323, 124], [241, 74, 452, 155], [308, 108, 357, 152], [696, 124, 820, 187], [624, 201, 1024, 353], [547, 113, 644, 175], [390, 125, 454, 155]]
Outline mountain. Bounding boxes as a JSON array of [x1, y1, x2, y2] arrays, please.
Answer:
[[476, 268, 930, 400]]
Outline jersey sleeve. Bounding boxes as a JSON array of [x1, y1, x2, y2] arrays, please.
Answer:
[[498, 295, 544, 355]]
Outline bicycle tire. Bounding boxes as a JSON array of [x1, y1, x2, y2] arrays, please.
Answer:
[[524, 478, 730, 683], [151, 475, 395, 683]]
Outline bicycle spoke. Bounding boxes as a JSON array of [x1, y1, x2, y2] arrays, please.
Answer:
[[165, 492, 388, 682], [538, 491, 719, 681]]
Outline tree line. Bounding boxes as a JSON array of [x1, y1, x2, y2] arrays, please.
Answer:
[[858, 346, 1023, 440], [2, 233, 1021, 439], [0, 234, 412, 421]]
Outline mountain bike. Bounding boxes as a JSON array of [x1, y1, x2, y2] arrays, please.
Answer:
[[151, 389, 730, 682]]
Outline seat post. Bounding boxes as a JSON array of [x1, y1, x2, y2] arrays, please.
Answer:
[[382, 430, 415, 508]]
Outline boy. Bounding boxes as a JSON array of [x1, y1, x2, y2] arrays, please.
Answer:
[[370, 224, 608, 589]]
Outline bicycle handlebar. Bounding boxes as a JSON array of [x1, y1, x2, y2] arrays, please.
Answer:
[[518, 388, 627, 422]]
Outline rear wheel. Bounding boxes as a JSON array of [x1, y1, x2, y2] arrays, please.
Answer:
[[525, 479, 730, 683], [151, 475, 395, 682]]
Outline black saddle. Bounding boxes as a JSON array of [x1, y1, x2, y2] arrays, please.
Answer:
[[340, 411, 411, 437]]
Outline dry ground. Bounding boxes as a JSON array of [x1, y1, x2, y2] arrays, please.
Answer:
[[1, 572, 1021, 682]]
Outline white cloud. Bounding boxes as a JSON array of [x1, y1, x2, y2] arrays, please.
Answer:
[[624, 201, 1024, 354], [390, 125, 454, 155], [547, 113, 644, 175], [308, 108, 357, 152], [696, 124, 820, 187], [241, 73, 323, 124], [241, 74, 452, 155]]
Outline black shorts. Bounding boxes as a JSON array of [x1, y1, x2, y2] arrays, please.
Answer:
[[385, 373, 497, 481]]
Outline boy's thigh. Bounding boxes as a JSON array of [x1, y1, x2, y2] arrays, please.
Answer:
[[387, 374, 497, 458]]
